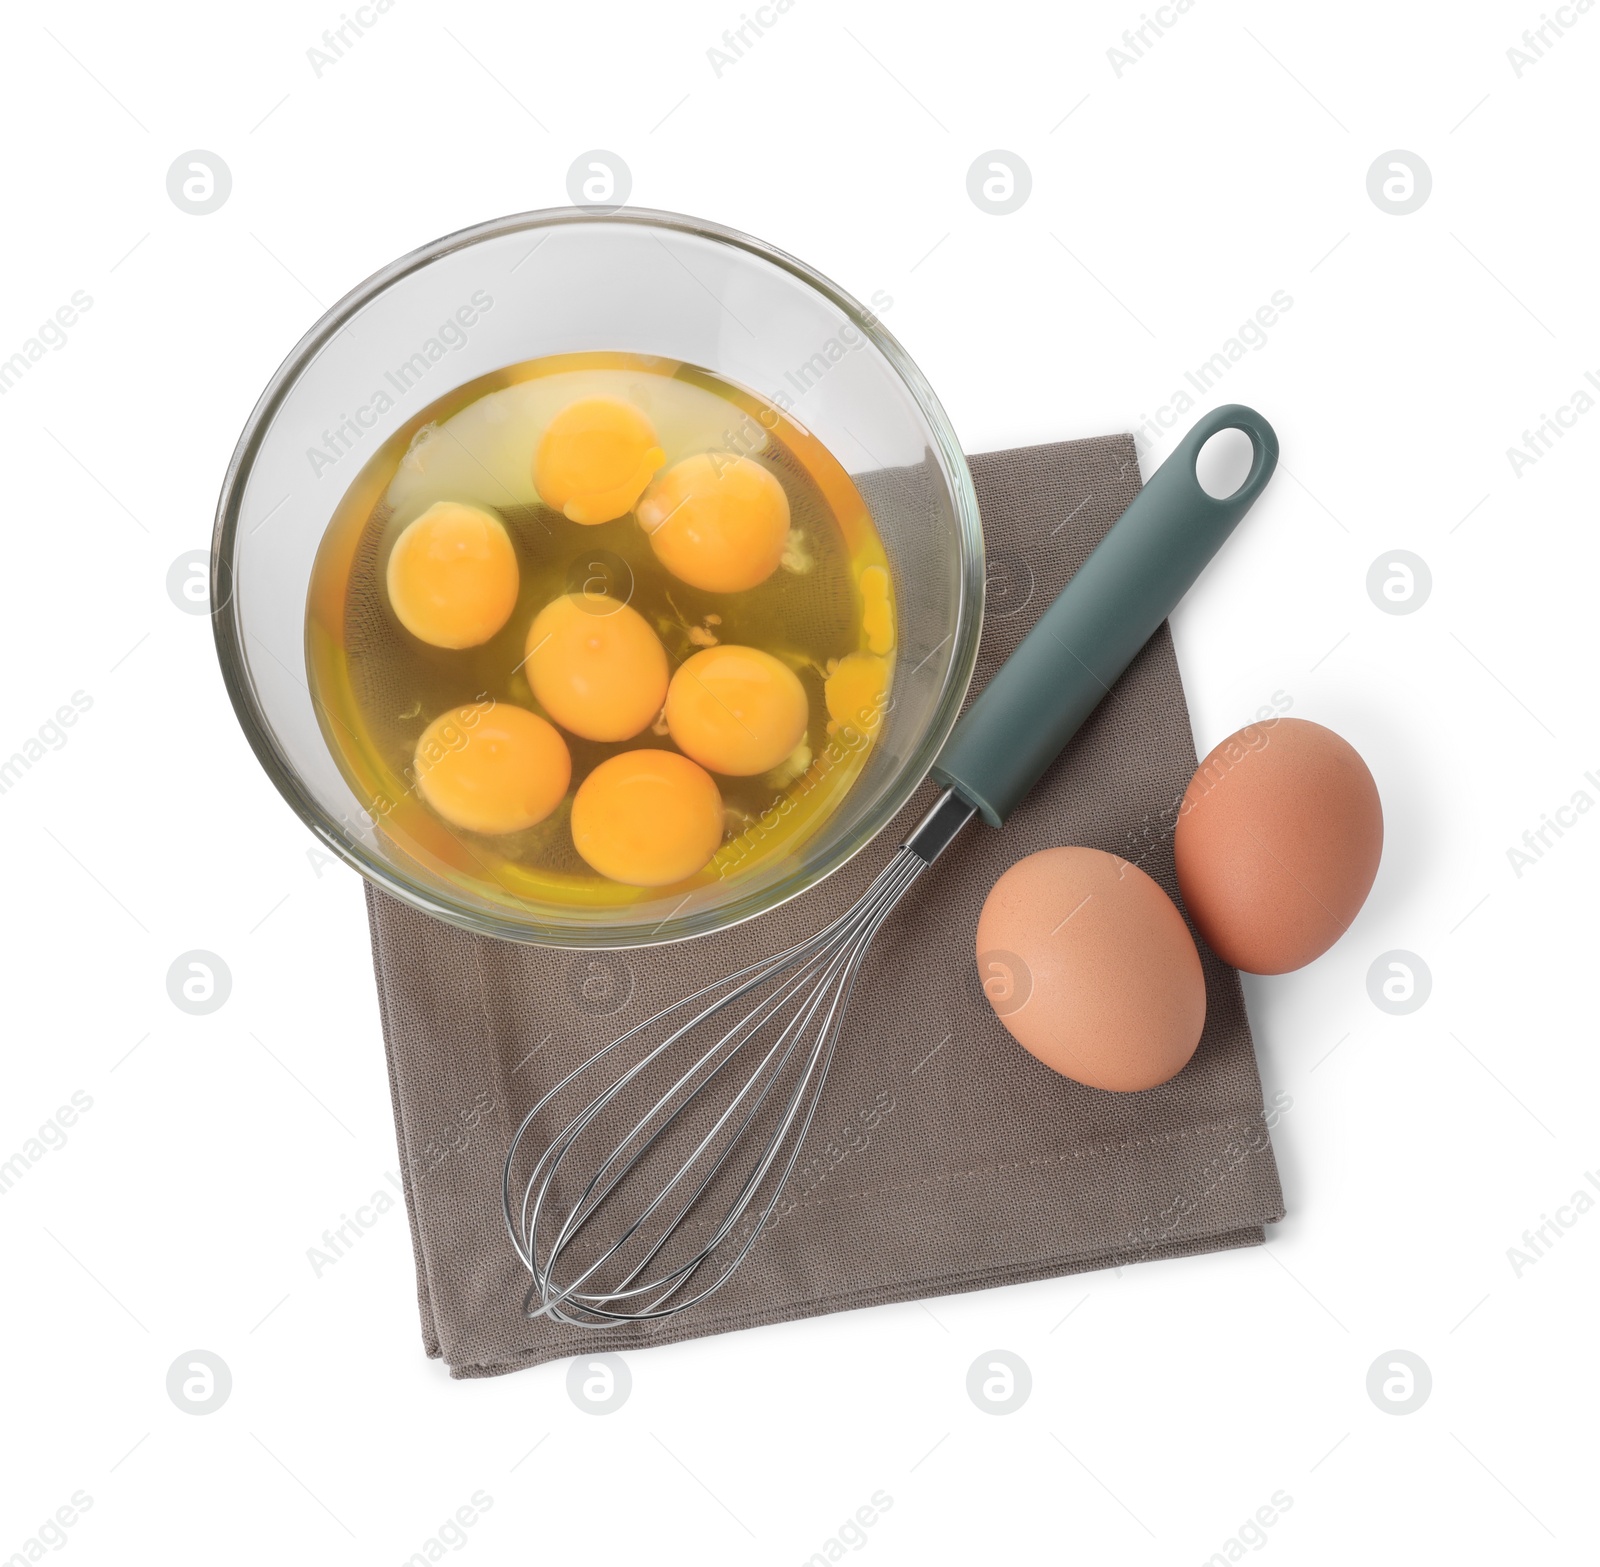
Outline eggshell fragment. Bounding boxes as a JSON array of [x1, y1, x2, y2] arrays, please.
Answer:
[[976, 847, 1206, 1092], [1173, 717, 1382, 975]]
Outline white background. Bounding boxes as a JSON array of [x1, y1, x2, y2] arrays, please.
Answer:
[[2, 0, 1596, 1562]]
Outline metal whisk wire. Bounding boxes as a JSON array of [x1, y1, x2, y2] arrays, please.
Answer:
[[502, 819, 957, 1327]]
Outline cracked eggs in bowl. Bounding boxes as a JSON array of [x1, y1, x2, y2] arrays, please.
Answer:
[[213, 208, 982, 948]]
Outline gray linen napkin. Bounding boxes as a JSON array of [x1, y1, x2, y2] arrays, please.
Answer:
[[364, 431, 1285, 1377]]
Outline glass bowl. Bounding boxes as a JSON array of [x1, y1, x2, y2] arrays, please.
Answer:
[[212, 207, 984, 948]]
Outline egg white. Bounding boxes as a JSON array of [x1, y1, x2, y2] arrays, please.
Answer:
[[384, 368, 769, 527]]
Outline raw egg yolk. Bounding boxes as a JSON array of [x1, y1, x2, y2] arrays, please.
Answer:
[[666, 645, 809, 776], [525, 593, 668, 742], [534, 397, 665, 524], [413, 703, 570, 835], [636, 452, 790, 593], [571, 749, 724, 886], [824, 653, 891, 737], [386, 501, 520, 649]]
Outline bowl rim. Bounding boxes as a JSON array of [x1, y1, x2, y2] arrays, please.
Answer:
[[211, 204, 985, 949]]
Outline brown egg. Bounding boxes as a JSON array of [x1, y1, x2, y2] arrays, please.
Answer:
[[1174, 717, 1382, 975], [976, 847, 1206, 1092]]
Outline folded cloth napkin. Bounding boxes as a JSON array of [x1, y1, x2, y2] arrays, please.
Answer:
[[365, 431, 1285, 1377]]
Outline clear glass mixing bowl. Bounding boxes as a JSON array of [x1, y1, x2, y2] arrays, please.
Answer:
[[212, 207, 984, 947]]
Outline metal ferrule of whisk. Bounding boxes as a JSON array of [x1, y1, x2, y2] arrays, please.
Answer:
[[503, 788, 977, 1328]]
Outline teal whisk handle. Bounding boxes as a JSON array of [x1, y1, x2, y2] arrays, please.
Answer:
[[931, 405, 1278, 827]]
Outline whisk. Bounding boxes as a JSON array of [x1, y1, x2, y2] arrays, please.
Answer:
[[504, 406, 1278, 1326]]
